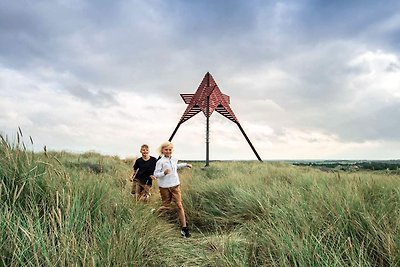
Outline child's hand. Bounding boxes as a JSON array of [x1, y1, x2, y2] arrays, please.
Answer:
[[150, 175, 157, 180], [164, 169, 171, 175], [187, 164, 192, 169]]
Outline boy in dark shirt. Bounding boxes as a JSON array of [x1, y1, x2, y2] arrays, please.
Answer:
[[132, 144, 157, 201]]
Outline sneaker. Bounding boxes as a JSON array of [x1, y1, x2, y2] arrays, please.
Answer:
[[181, 226, 191, 238]]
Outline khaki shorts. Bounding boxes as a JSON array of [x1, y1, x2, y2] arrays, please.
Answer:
[[159, 185, 182, 206], [135, 180, 151, 200]]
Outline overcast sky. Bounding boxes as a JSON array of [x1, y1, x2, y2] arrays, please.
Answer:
[[1, 0, 400, 160]]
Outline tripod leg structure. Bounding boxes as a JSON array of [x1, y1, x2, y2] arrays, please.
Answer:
[[168, 122, 182, 141], [236, 122, 263, 162]]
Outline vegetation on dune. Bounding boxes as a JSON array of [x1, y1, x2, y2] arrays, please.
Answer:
[[1, 133, 399, 266], [293, 160, 400, 173], [0, 134, 205, 266], [183, 163, 400, 266]]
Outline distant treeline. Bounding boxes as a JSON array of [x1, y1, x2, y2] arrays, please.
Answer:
[[292, 160, 400, 171]]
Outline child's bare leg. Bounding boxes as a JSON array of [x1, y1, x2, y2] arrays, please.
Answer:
[[142, 185, 151, 201], [131, 180, 136, 194], [135, 183, 142, 201], [176, 201, 187, 227]]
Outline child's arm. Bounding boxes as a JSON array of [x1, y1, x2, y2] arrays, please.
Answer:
[[130, 169, 138, 181], [131, 158, 139, 181], [154, 160, 166, 178], [177, 163, 192, 169]]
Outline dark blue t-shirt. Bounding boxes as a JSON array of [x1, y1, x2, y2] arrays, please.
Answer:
[[133, 156, 157, 186]]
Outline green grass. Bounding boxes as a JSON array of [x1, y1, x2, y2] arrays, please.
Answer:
[[183, 163, 400, 266], [1, 134, 399, 266]]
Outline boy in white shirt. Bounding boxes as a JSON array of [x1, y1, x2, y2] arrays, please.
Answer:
[[153, 141, 192, 237]]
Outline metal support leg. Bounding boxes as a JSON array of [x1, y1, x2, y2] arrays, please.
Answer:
[[169, 122, 182, 141], [236, 122, 262, 162], [205, 96, 210, 166]]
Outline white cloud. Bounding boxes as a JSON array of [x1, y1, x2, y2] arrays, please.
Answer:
[[0, 66, 181, 157], [348, 50, 400, 99], [1, 1, 400, 160]]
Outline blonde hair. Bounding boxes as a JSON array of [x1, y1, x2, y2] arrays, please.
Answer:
[[157, 141, 173, 156]]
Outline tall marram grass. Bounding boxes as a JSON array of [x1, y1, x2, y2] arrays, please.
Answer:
[[1, 133, 399, 266], [0, 134, 206, 266], [182, 162, 400, 266]]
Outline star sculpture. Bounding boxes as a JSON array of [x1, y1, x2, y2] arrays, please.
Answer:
[[169, 72, 262, 165]]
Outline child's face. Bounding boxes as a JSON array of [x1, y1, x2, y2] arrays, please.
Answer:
[[140, 148, 149, 157], [162, 145, 173, 157]]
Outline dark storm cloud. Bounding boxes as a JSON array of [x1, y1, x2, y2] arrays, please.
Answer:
[[0, 1, 83, 67], [67, 85, 118, 107], [167, 0, 260, 38], [0, 1, 156, 88], [296, 0, 400, 49]]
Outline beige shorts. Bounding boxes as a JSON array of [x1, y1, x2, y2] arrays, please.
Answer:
[[135, 180, 151, 198], [159, 185, 182, 206]]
